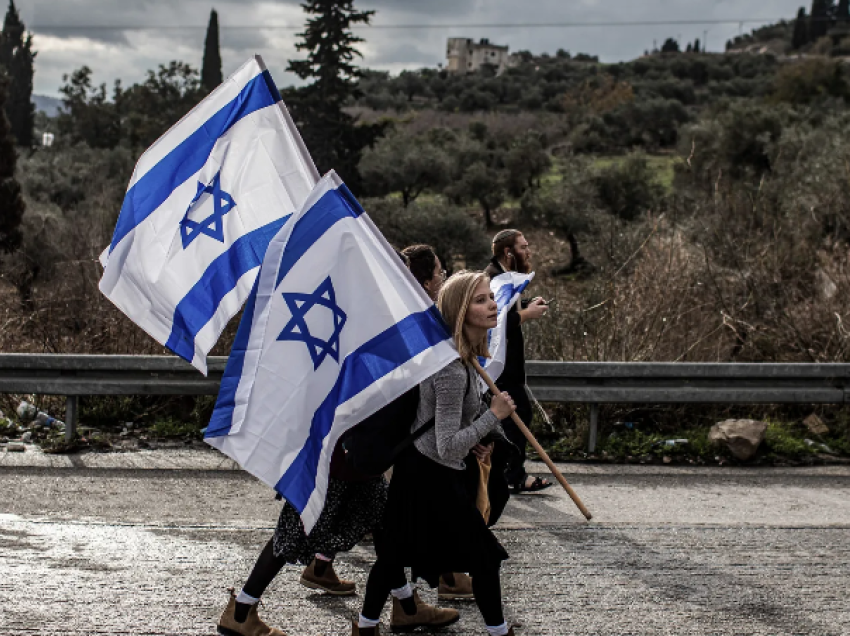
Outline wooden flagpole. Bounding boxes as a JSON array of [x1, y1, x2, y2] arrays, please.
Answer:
[[472, 358, 592, 521]]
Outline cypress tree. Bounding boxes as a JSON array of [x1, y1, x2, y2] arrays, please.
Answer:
[[201, 9, 223, 91], [810, 0, 836, 41], [0, 73, 24, 253], [660, 37, 680, 53], [693, 38, 701, 52], [793, 7, 810, 48], [286, 0, 386, 194], [0, 0, 34, 147]]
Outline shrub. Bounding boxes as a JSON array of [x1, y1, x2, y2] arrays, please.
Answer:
[[678, 102, 786, 186], [772, 58, 850, 105], [764, 422, 816, 456], [363, 198, 489, 271], [593, 152, 664, 221], [360, 130, 452, 205], [458, 89, 493, 112]]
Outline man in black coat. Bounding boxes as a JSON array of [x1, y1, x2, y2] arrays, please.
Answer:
[[484, 229, 551, 501]]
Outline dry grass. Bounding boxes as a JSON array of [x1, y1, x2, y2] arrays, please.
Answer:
[[525, 213, 850, 363]]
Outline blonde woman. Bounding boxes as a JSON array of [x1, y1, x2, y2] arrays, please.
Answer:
[[352, 271, 518, 636]]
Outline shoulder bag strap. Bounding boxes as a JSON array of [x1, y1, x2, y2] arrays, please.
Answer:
[[389, 364, 473, 460]]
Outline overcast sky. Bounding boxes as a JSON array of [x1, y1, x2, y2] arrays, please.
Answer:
[[23, 0, 805, 97]]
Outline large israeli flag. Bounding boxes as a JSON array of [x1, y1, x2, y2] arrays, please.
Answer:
[[204, 171, 458, 531], [481, 271, 534, 385], [99, 56, 319, 375]]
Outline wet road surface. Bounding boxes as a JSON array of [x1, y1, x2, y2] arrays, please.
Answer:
[[1, 448, 849, 635]]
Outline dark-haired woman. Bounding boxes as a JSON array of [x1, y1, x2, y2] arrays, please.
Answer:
[[401, 244, 445, 302]]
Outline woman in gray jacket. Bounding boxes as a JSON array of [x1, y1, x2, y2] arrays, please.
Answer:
[[352, 271, 518, 636]]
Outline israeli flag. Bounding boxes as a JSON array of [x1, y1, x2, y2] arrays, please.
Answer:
[[481, 270, 534, 385], [99, 56, 319, 375], [204, 171, 458, 531]]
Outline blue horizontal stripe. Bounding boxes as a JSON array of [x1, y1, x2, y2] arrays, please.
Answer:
[[165, 215, 292, 363], [275, 186, 363, 288], [274, 305, 451, 511], [204, 277, 260, 439], [109, 70, 281, 254], [205, 182, 364, 439]]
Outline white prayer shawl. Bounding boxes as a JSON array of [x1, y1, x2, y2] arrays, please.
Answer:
[[481, 271, 535, 387]]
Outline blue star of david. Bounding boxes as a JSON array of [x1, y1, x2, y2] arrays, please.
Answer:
[[179, 171, 236, 249], [278, 277, 347, 370]]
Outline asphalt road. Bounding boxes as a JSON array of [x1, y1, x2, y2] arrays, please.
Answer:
[[1, 448, 849, 635]]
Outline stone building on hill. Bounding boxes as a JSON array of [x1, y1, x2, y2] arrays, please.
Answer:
[[446, 37, 515, 74]]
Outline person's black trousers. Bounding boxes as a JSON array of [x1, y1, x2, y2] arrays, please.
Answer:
[[497, 384, 532, 489], [362, 555, 505, 626]]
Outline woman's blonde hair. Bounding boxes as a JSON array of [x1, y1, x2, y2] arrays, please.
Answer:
[[437, 270, 491, 363]]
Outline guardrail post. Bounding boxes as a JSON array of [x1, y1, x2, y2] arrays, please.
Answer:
[[65, 396, 78, 442], [588, 403, 599, 453]]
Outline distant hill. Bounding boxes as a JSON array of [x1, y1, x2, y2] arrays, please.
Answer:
[[726, 13, 850, 57], [726, 20, 793, 54], [33, 94, 63, 117]]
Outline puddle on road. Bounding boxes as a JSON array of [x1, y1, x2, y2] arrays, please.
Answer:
[[0, 526, 38, 552], [0, 513, 393, 634], [0, 513, 256, 634]]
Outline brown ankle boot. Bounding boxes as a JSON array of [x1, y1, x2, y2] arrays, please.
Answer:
[[217, 588, 287, 636], [351, 619, 382, 635], [437, 572, 474, 600], [300, 558, 356, 596], [390, 590, 460, 633]]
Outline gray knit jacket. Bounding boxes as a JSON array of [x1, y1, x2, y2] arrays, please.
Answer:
[[412, 359, 501, 470]]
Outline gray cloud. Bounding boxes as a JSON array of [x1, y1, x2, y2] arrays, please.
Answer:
[[364, 40, 440, 68], [27, 0, 804, 97], [364, 0, 475, 18], [35, 27, 131, 46]]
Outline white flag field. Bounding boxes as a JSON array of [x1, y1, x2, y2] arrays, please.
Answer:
[[204, 171, 458, 531], [480, 270, 535, 385], [99, 55, 318, 374]]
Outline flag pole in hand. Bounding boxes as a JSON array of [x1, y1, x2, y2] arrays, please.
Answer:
[[472, 358, 592, 521]]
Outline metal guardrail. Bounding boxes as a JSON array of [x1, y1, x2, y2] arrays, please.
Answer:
[[525, 361, 850, 451], [2, 354, 849, 450]]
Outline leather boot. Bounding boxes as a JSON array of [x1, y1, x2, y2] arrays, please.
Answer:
[[299, 557, 357, 596], [438, 572, 474, 600], [351, 620, 382, 635], [217, 588, 287, 636], [390, 590, 460, 633]]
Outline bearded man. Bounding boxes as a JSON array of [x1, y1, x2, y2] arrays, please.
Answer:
[[484, 229, 551, 502]]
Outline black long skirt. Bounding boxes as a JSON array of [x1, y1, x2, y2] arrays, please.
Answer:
[[380, 446, 509, 587], [272, 476, 387, 565]]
